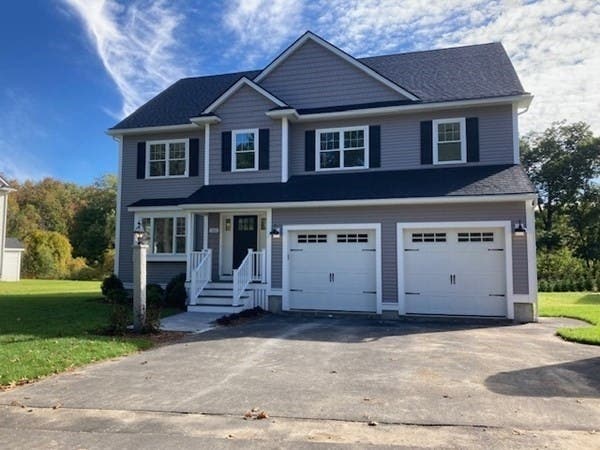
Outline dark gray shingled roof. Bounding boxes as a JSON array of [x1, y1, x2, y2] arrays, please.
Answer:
[[129, 165, 535, 208], [5, 237, 24, 249], [111, 42, 525, 130]]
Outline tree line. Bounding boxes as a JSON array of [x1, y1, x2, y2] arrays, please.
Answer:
[[5, 174, 116, 279], [521, 121, 600, 291]]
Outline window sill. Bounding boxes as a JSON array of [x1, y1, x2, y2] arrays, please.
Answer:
[[147, 254, 187, 262], [315, 166, 369, 172], [432, 160, 466, 166], [145, 175, 188, 180]]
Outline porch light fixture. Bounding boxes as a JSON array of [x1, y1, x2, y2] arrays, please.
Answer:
[[269, 225, 281, 238], [514, 220, 527, 236], [134, 221, 147, 245]]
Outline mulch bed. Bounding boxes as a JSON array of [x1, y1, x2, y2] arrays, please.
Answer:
[[216, 307, 269, 326]]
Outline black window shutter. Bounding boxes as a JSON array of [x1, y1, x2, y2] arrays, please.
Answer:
[[136, 142, 146, 179], [221, 131, 232, 172], [258, 129, 269, 170], [189, 138, 199, 176], [466, 117, 480, 162], [369, 125, 381, 168], [420, 121, 433, 165], [305, 130, 316, 171]]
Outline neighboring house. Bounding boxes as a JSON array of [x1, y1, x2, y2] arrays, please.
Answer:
[[0, 177, 24, 282], [107, 31, 537, 322]]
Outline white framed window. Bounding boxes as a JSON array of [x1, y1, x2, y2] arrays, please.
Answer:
[[232, 129, 259, 171], [146, 139, 188, 178], [433, 118, 466, 165], [316, 126, 369, 171], [139, 215, 187, 255]]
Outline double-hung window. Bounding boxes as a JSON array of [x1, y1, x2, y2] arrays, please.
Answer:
[[232, 129, 258, 171], [147, 140, 188, 178], [317, 126, 368, 170], [140, 216, 186, 256], [432, 118, 466, 164]]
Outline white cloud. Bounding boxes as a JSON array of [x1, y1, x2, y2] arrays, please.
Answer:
[[62, 0, 188, 118], [310, 0, 600, 133], [222, 0, 305, 65]]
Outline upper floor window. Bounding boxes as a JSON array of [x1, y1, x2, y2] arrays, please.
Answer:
[[233, 129, 258, 171], [147, 139, 188, 178], [140, 216, 186, 255], [316, 126, 369, 171], [433, 118, 466, 164]]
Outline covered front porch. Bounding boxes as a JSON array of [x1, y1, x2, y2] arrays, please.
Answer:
[[185, 209, 272, 313]]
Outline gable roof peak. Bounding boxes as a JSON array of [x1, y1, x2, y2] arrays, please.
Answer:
[[201, 76, 288, 114], [254, 31, 419, 101]]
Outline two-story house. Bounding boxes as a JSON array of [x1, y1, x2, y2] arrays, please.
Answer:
[[107, 32, 537, 322]]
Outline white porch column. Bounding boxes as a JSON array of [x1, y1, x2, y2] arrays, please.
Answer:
[[204, 123, 210, 185], [132, 243, 148, 332], [281, 117, 289, 182], [186, 212, 194, 282], [203, 214, 209, 249]]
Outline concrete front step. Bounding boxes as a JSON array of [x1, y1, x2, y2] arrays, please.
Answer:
[[195, 295, 248, 306], [187, 304, 246, 314]]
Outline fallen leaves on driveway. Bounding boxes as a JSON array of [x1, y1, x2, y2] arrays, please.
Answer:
[[244, 407, 269, 420]]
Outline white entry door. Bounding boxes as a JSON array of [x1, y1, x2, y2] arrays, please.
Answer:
[[288, 229, 377, 312], [403, 228, 507, 317]]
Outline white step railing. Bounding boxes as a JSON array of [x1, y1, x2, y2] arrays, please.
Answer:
[[251, 249, 267, 283], [189, 249, 212, 305], [233, 249, 267, 305]]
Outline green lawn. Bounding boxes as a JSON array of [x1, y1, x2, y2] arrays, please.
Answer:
[[0, 280, 177, 388], [538, 292, 600, 345]]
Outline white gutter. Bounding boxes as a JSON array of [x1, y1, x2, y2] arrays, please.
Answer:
[[106, 123, 200, 137], [128, 193, 537, 213]]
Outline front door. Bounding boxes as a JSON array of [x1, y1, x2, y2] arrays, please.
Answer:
[[233, 215, 258, 269]]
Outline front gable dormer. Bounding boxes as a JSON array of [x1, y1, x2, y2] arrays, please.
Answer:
[[256, 32, 418, 109]]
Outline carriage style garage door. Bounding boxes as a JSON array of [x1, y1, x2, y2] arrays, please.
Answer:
[[402, 227, 507, 317], [288, 229, 377, 312]]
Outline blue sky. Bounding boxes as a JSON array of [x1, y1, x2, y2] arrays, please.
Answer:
[[1, 0, 598, 185]]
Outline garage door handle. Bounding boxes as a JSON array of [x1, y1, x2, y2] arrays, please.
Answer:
[[405, 292, 420, 295], [488, 248, 504, 252], [362, 291, 376, 294], [362, 249, 376, 252], [489, 294, 505, 297], [290, 289, 303, 292]]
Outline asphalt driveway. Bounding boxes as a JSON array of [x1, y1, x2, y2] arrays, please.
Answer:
[[1, 315, 599, 448]]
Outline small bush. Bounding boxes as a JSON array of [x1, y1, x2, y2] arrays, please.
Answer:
[[107, 303, 129, 335], [584, 277, 594, 292], [143, 283, 164, 333], [102, 274, 124, 298], [147, 284, 165, 305], [165, 273, 187, 309]]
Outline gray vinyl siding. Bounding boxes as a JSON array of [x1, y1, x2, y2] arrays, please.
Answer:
[[271, 202, 529, 300], [147, 262, 186, 285], [210, 85, 281, 184], [290, 104, 514, 175], [118, 131, 205, 283], [260, 39, 406, 108]]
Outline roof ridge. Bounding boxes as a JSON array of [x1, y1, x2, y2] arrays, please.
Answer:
[[177, 69, 261, 82], [359, 42, 501, 60]]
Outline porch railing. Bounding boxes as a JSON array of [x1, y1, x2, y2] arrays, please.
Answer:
[[233, 249, 266, 305], [189, 249, 212, 305]]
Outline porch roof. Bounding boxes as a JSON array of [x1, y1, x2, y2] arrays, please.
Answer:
[[129, 164, 535, 208]]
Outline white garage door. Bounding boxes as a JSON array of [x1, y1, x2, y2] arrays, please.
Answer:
[[403, 228, 506, 317], [288, 229, 377, 312]]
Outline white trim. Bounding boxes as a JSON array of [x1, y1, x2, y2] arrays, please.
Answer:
[[281, 117, 289, 182], [145, 139, 189, 179], [432, 118, 466, 165], [185, 212, 194, 281], [266, 109, 298, 120], [254, 32, 419, 101], [315, 125, 369, 171], [189, 115, 221, 125], [512, 103, 520, 164], [106, 124, 199, 137], [164, 193, 538, 213], [526, 199, 538, 320], [282, 223, 382, 314], [232, 129, 259, 172], [114, 136, 123, 276], [202, 77, 287, 114], [294, 95, 534, 121], [266, 208, 273, 287], [204, 123, 210, 185], [396, 221, 514, 319]]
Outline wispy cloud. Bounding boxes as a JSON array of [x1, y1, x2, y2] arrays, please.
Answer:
[[0, 89, 52, 182], [309, 0, 600, 133], [222, 0, 305, 65], [62, 0, 189, 118]]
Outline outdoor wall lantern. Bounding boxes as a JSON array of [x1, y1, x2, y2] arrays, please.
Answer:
[[514, 220, 527, 236], [134, 221, 147, 245], [269, 225, 281, 238]]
